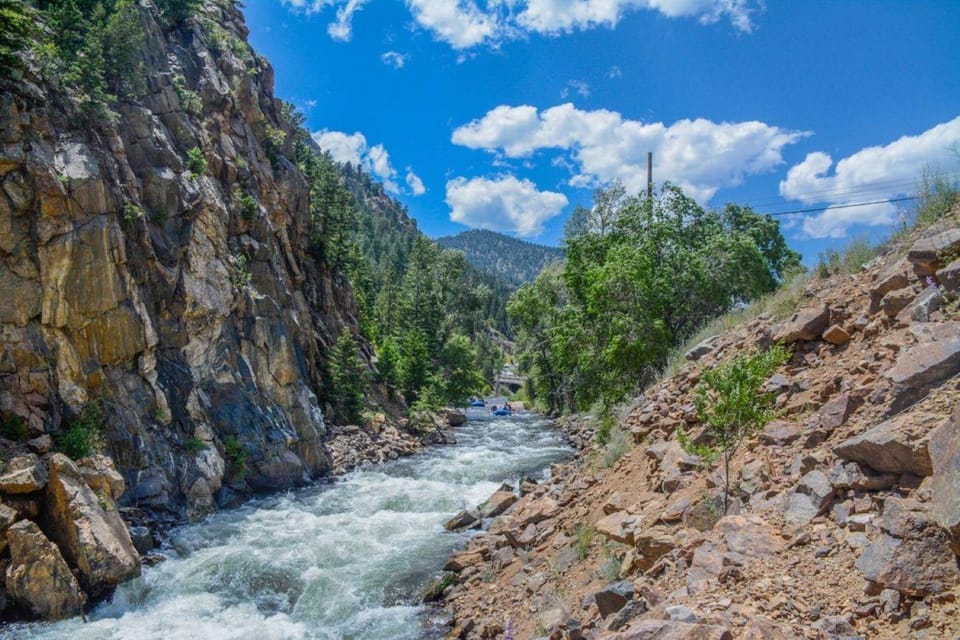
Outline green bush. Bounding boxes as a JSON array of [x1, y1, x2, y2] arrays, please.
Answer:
[[186, 146, 207, 176], [57, 404, 104, 459], [681, 345, 790, 513], [602, 425, 631, 468], [0, 413, 28, 442], [223, 436, 247, 480], [185, 437, 208, 453], [173, 75, 202, 115], [229, 252, 252, 288], [233, 188, 258, 220], [573, 522, 594, 560], [914, 168, 959, 229]]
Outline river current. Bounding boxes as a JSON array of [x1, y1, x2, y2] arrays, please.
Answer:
[[6, 409, 570, 640]]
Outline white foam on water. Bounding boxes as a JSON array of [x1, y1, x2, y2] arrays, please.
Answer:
[[4, 412, 569, 640]]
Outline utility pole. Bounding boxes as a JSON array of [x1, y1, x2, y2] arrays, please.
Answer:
[[647, 151, 653, 199]]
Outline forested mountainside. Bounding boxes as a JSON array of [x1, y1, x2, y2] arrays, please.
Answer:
[[437, 228, 564, 288]]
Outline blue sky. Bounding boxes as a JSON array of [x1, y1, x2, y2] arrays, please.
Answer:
[[242, 0, 960, 262]]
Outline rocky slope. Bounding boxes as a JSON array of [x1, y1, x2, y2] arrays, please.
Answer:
[[435, 211, 960, 639]]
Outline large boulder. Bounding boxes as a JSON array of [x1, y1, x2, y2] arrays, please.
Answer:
[[907, 228, 960, 276], [0, 453, 48, 494], [855, 499, 960, 597], [869, 258, 912, 312], [772, 306, 829, 343], [833, 417, 932, 476], [929, 404, 960, 552], [77, 455, 125, 500], [5, 520, 86, 620], [884, 332, 960, 413], [42, 454, 141, 596], [480, 490, 517, 518]]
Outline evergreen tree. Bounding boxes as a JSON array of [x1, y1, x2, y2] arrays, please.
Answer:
[[329, 330, 369, 425]]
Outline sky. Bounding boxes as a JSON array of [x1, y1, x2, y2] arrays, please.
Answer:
[[241, 0, 960, 263]]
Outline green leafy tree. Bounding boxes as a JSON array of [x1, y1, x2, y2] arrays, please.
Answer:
[[436, 334, 485, 406], [682, 345, 790, 513], [103, 0, 146, 98]]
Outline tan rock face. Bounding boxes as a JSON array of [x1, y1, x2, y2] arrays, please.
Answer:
[[43, 454, 141, 596], [0, 453, 48, 493], [77, 455, 126, 501], [929, 404, 960, 552], [5, 519, 86, 620]]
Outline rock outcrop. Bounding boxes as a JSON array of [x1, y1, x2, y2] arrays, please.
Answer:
[[0, 0, 395, 525], [5, 520, 86, 620]]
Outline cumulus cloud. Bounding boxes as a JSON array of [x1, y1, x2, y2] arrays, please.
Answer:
[[282, 1, 760, 49], [452, 103, 806, 202], [381, 51, 409, 68], [446, 175, 569, 236], [312, 130, 426, 196], [561, 80, 591, 99], [780, 115, 960, 238], [406, 168, 427, 195]]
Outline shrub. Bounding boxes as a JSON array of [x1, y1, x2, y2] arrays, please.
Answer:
[[173, 75, 202, 115], [185, 437, 208, 453], [122, 203, 144, 223], [223, 435, 247, 480], [233, 188, 258, 220], [681, 344, 790, 513], [0, 413, 28, 442], [602, 425, 631, 468], [914, 168, 959, 229], [57, 404, 104, 459], [186, 146, 207, 176], [229, 252, 252, 288], [573, 522, 594, 560]]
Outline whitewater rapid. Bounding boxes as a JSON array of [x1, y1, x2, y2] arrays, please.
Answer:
[[6, 409, 570, 640]]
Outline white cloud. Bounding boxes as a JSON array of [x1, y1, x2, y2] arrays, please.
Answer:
[[312, 129, 425, 196], [452, 103, 806, 202], [446, 175, 569, 236], [780, 115, 960, 238], [281, 0, 760, 48], [327, 0, 368, 40], [561, 80, 591, 99], [406, 167, 427, 195], [404, 0, 500, 49], [607, 64, 622, 79], [381, 50, 409, 68]]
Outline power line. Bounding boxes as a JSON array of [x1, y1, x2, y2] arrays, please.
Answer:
[[761, 196, 920, 218]]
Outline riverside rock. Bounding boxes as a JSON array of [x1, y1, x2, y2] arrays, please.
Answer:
[[43, 454, 141, 596], [5, 520, 85, 620]]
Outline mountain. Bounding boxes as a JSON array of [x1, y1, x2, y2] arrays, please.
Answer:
[[437, 229, 564, 288]]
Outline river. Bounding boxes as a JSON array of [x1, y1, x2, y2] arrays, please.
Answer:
[[5, 408, 570, 640]]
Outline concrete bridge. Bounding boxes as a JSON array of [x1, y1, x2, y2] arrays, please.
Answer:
[[495, 372, 526, 394]]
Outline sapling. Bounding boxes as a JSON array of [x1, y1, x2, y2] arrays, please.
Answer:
[[679, 344, 790, 514]]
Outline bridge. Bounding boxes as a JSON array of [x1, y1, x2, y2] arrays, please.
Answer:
[[495, 372, 526, 394]]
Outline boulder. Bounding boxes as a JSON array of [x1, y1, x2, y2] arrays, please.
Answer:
[[633, 526, 678, 570], [907, 228, 960, 275], [445, 410, 467, 427], [5, 520, 86, 620], [821, 324, 851, 346], [445, 510, 479, 531], [444, 549, 486, 572], [685, 336, 719, 362], [0, 453, 48, 494], [928, 405, 960, 552], [759, 421, 803, 446], [833, 418, 932, 476], [43, 454, 141, 596], [795, 469, 834, 513], [507, 496, 558, 528], [611, 619, 732, 640], [884, 336, 960, 413], [77, 455, 125, 501], [480, 490, 517, 518], [817, 392, 862, 431], [906, 287, 943, 323], [879, 288, 916, 318], [715, 515, 785, 557], [869, 258, 911, 312], [772, 306, 829, 343], [937, 259, 960, 293], [594, 580, 634, 618], [856, 500, 960, 597], [595, 510, 638, 546]]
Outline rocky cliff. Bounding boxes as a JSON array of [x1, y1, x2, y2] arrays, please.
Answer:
[[436, 210, 960, 639], [0, 0, 366, 524]]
